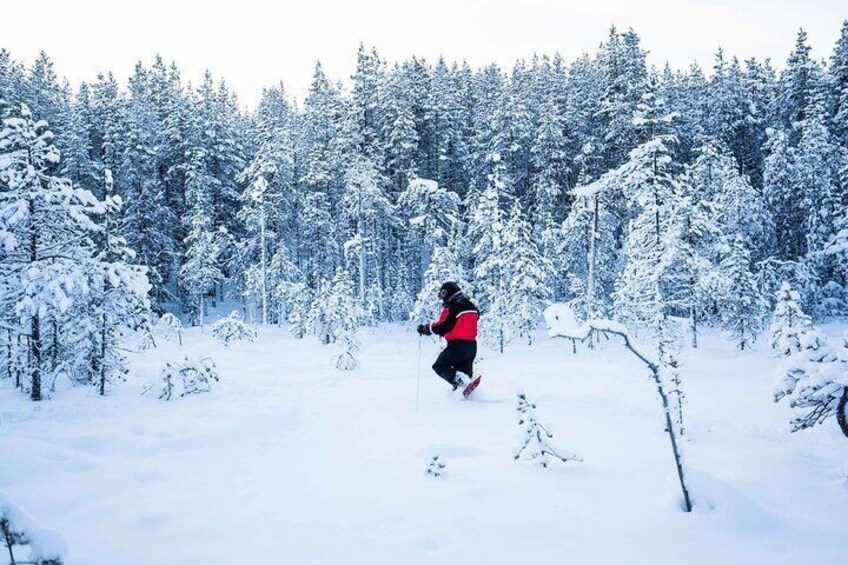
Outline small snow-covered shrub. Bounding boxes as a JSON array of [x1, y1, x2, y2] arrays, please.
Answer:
[[155, 357, 219, 401], [211, 310, 255, 346], [159, 313, 183, 345], [425, 455, 446, 478], [774, 329, 848, 438], [514, 391, 582, 468], [333, 329, 359, 371], [0, 493, 66, 565]]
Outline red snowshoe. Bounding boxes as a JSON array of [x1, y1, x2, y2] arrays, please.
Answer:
[[461, 375, 482, 399]]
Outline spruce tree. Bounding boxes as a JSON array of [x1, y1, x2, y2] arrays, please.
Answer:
[[719, 236, 767, 350]]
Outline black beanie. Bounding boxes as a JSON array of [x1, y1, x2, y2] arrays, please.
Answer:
[[440, 281, 461, 296]]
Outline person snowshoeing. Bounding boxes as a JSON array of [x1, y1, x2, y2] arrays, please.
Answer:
[[417, 282, 479, 390]]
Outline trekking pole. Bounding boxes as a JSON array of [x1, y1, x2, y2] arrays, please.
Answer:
[[415, 333, 423, 411]]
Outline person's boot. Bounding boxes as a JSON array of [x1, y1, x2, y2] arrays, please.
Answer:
[[451, 373, 469, 391]]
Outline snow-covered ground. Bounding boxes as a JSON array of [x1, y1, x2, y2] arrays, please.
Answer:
[[2, 321, 847, 564]]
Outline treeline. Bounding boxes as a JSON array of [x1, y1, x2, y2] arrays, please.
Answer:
[[1, 24, 848, 397]]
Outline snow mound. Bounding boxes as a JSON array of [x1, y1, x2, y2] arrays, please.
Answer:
[[0, 492, 67, 563], [660, 469, 776, 532]]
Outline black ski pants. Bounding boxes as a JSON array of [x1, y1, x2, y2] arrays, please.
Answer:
[[432, 340, 477, 386]]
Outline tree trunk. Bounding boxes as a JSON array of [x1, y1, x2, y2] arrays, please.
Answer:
[[30, 315, 41, 401], [260, 212, 268, 325], [587, 195, 598, 314], [358, 221, 366, 309], [99, 314, 107, 396], [837, 387, 848, 439], [689, 306, 698, 349]]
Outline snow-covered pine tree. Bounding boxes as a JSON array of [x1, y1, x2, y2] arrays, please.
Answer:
[[503, 200, 552, 345], [514, 391, 582, 468], [340, 156, 394, 308], [469, 152, 510, 352], [0, 104, 101, 400], [719, 236, 767, 350], [237, 158, 275, 325], [794, 95, 845, 316], [280, 281, 310, 339], [268, 244, 303, 326], [118, 64, 177, 307], [387, 264, 414, 323], [611, 78, 681, 355], [597, 27, 648, 170], [763, 127, 805, 263], [561, 167, 620, 320], [665, 169, 719, 348], [180, 147, 224, 331], [770, 281, 814, 357], [82, 169, 153, 395], [703, 138, 769, 260], [306, 278, 333, 345], [325, 268, 362, 370]]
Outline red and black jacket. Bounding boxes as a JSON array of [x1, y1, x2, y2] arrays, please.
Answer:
[[428, 292, 479, 342]]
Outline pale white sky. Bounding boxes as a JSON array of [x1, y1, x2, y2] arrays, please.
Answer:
[[4, 0, 846, 108]]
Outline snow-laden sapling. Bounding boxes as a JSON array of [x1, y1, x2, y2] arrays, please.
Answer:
[[154, 357, 220, 401], [333, 329, 359, 371], [544, 304, 692, 511], [774, 329, 848, 439], [514, 391, 582, 468], [769, 282, 813, 357], [1, 494, 66, 565], [211, 310, 256, 346], [159, 313, 184, 345], [326, 268, 363, 370], [425, 455, 446, 478]]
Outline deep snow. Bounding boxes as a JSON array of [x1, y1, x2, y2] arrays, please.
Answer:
[[1, 321, 847, 564]]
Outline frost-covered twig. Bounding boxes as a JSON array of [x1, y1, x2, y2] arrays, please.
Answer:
[[544, 304, 692, 511], [514, 391, 582, 468]]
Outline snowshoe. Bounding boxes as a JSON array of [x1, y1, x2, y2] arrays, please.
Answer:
[[461, 375, 482, 399]]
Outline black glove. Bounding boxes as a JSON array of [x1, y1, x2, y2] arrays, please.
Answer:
[[417, 324, 432, 336]]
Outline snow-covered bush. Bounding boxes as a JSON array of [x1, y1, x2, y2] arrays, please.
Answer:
[[774, 329, 848, 438], [159, 313, 183, 345], [0, 493, 66, 565], [769, 282, 813, 357], [155, 357, 220, 401], [333, 329, 359, 371], [425, 455, 446, 478], [514, 391, 582, 468], [210, 310, 255, 346]]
